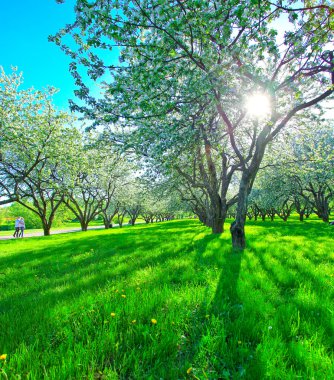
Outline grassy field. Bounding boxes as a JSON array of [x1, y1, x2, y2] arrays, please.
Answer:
[[0, 217, 144, 237], [0, 219, 333, 379]]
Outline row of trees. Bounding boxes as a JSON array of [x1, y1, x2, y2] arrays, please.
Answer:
[[52, 0, 334, 249], [0, 66, 331, 237], [248, 121, 333, 223], [0, 69, 186, 235], [2, 1, 333, 248], [0, 187, 183, 232]]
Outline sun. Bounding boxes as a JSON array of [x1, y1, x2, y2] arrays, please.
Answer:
[[245, 93, 271, 118]]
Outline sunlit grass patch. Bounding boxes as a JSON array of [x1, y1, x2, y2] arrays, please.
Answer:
[[0, 219, 333, 379]]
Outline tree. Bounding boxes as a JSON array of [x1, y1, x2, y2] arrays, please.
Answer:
[[100, 199, 119, 229], [98, 154, 134, 229], [250, 118, 333, 223], [63, 134, 127, 231], [140, 180, 184, 223], [125, 181, 143, 226], [169, 119, 239, 233], [53, 0, 334, 249], [290, 125, 334, 222], [0, 67, 58, 206], [270, 0, 334, 33], [0, 67, 78, 235], [15, 114, 78, 236], [117, 99, 239, 233]]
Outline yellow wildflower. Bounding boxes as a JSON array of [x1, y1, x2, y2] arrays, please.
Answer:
[[131, 320, 137, 324], [110, 313, 116, 317], [0, 354, 7, 360], [121, 294, 126, 298], [151, 319, 157, 324]]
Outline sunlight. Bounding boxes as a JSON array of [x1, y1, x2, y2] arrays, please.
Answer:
[[245, 93, 271, 118]]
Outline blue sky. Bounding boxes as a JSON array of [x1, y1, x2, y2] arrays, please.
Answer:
[[1, 2, 332, 118], [0, 0, 80, 110]]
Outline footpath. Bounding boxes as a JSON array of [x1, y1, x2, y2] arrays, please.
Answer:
[[0, 225, 107, 241]]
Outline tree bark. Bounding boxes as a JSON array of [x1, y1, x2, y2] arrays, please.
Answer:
[[212, 216, 224, 234], [210, 197, 225, 233], [230, 221, 246, 250], [81, 222, 88, 231], [42, 216, 54, 236], [43, 225, 51, 236], [230, 175, 249, 250], [321, 213, 329, 223], [102, 216, 112, 229]]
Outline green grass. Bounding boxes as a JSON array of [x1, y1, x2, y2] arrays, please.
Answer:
[[0, 219, 333, 379], [0, 218, 144, 237]]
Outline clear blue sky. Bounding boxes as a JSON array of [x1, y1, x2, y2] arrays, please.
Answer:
[[0, 0, 79, 110], [1, 2, 332, 118]]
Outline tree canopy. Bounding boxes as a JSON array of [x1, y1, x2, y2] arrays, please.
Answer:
[[51, 0, 334, 249]]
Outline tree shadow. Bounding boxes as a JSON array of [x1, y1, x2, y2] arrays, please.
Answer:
[[0, 221, 222, 345], [1, 219, 333, 378]]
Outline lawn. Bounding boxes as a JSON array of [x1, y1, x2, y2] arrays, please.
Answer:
[[0, 219, 333, 379], [0, 217, 144, 237]]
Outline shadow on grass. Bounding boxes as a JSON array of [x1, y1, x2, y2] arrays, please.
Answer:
[[253, 246, 334, 372], [0, 220, 224, 339], [0, 223, 202, 292], [246, 217, 334, 241], [1, 218, 333, 378], [182, 218, 334, 378]]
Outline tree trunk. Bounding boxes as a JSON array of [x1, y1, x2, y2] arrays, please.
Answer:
[[231, 175, 249, 250], [118, 215, 124, 228], [299, 212, 304, 222], [230, 221, 246, 250], [43, 225, 51, 236], [81, 221, 88, 231], [212, 216, 224, 234], [321, 213, 329, 223], [211, 195, 227, 234], [315, 203, 329, 222], [103, 216, 112, 229], [230, 212, 246, 251], [206, 215, 213, 228]]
